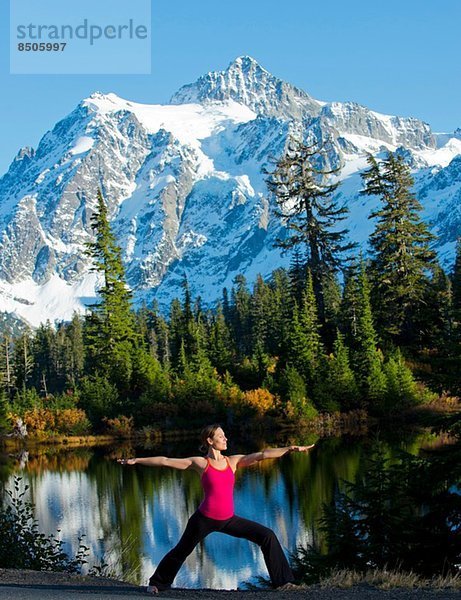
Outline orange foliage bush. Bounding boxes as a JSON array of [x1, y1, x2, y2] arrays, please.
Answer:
[[54, 409, 91, 435], [102, 415, 134, 438], [242, 388, 276, 415], [15, 407, 91, 436], [22, 408, 55, 434]]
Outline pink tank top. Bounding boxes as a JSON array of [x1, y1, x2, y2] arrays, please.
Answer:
[[198, 457, 235, 520]]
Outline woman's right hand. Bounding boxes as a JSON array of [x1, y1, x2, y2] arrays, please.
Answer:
[[117, 458, 137, 465]]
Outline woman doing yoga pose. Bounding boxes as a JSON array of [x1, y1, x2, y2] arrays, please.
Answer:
[[118, 424, 314, 593]]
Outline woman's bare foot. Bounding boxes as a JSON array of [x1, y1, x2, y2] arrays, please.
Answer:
[[146, 584, 159, 594]]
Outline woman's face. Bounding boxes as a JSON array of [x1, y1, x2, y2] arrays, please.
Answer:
[[208, 427, 227, 452]]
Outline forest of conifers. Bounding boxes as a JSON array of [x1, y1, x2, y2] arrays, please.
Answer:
[[1, 144, 461, 436]]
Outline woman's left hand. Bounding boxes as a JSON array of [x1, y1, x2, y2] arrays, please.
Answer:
[[289, 444, 315, 452], [117, 458, 137, 465]]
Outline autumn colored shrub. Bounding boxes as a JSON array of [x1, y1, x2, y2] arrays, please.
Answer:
[[54, 409, 91, 435], [242, 388, 276, 415], [102, 415, 134, 438], [22, 408, 55, 435], [7, 407, 91, 437]]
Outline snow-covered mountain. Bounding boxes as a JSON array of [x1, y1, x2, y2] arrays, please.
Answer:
[[0, 55, 460, 327]]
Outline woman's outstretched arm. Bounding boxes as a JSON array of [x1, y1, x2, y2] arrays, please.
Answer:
[[117, 456, 206, 471], [231, 445, 315, 469]]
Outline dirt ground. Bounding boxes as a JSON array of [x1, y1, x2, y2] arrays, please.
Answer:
[[0, 569, 459, 599]]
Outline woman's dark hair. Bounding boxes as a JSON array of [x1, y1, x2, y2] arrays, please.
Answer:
[[199, 423, 222, 454]]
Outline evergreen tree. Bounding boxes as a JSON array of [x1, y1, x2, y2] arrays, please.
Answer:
[[181, 275, 196, 357], [383, 348, 420, 409], [250, 275, 272, 353], [168, 298, 184, 369], [230, 275, 252, 356], [353, 260, 380, 387], [452, 237, 461, 341], [268, 269, 292, 356], [208, 305, 234, 373], [267, 136, 355, 321], [287, 305, 308, 378], [169, 279, 211, 375], [366, 350, 388, 407], [31, 321, 57, 395], [84, 189, 137, 391], [64, 313, 85, 388], [12, 331, 33, 391], [177, 339, 189, 377], [300, 270, 323, 385], [360, 152, 436, 341], [53, 324, 68, 391], [188, 315, 211, 373], [340, 258, 386, 406], [0, 333, 13, 397], [288, 271, 322, 389], [339, 264, 360, 344], [315, 331, 359, 411], [288, 246, 307, 306], [222, 287, 231, 324], [321, 271, 342, 348], [135, 305, 151, 349], [145, 301, 170, 367], [129, 345, 169, 405], [418, 263, 454, 349], [0, 390, 10, 435], [279, 365, 318, 420], [251, 342, 271, 385], [78, 374, 121, 425]]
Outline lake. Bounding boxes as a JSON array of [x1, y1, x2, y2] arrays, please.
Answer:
[[0, 429, 436, 589]]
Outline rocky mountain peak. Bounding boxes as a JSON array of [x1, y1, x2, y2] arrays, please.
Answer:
[[0, 58, 459, 328], [14, 146, 35, 162], [79, 91, 130, 116], [170, 55, 322, 120]]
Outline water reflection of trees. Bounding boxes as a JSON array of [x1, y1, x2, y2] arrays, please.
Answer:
[[0, 429, 438, 586]]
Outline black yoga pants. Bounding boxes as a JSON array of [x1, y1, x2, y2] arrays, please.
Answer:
[[149, 510, 294, 589]]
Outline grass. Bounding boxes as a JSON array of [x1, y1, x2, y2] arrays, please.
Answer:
[[319, 568, 461, 590]]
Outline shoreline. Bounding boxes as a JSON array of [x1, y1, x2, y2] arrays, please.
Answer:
[[1, 398, 458, 451]]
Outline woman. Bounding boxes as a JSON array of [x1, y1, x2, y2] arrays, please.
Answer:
[[118, 424, 314, 594]]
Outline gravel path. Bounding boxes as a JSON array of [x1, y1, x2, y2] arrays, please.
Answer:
[[0, 570, 458, 600]]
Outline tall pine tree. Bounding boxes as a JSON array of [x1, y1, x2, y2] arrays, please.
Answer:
[[452, 237, 461, 342], [287, 270, 322, 389], [360, 152, 436, 342], [85, 189, 137, 390], [267, 136, 355, 322]]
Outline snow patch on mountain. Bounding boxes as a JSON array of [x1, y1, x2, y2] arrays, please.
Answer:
[[419, 137, 461, 167], [0, 273, 100, 327], [70, 136, 95, 156], [82, 92, 256, 145]]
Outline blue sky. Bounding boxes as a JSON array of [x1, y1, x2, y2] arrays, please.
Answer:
[[1, 0, 460, 174]]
